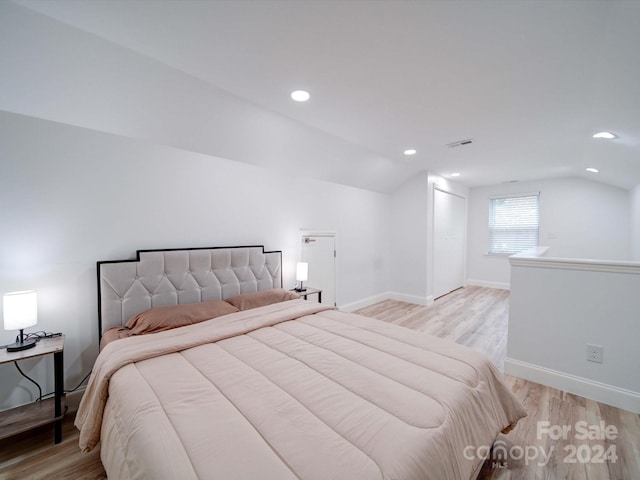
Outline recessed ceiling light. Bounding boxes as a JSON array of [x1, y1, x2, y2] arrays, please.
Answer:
[[586, 167, 599, 173], [592, 131, 616, 139], [450, 172, 461, 177], [403, 149, 417, 156], [291, 90, 310, 102]]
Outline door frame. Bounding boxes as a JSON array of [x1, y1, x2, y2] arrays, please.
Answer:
[[299, 230, 337, 306], [432, 186, 467, 299]]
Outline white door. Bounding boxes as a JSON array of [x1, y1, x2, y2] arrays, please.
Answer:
[[301, 235, 336, 306], [433, 189, 465, 299]]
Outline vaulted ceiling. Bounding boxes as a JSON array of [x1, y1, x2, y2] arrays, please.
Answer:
[[13, 0, 640, 192]]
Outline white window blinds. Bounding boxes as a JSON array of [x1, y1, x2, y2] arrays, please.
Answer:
[[488, 193, 539, 254]]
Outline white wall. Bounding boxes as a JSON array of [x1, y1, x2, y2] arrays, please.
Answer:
[[467, 177, 631, 288], [0, 1, 396, 411], [632, 184, 640, 261], [389, 173, 468, 304], [507, 257, 640, 413], [0, 111, 391, 410], [390, 173, 429, 302]]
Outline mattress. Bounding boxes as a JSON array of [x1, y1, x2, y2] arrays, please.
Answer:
[[76, 299, 526, 479]]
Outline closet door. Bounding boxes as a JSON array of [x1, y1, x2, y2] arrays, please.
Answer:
[[433, 188, 465, 299]]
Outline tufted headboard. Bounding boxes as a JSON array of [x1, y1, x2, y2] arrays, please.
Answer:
[[97, 246, 282, 337]]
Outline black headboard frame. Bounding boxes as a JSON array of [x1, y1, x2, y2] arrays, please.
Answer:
[[97, 245, 282, 338]]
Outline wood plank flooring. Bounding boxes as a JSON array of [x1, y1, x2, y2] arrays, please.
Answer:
[[355, 286, 509, 371], [0, 414, 105, 480], [1, 286, 637, 479]]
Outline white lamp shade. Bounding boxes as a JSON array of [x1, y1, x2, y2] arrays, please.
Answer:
[[296, 262, 308, 282], [3, 290, 38, 331]]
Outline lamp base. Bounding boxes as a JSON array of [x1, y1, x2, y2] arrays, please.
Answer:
[[294, 287, 307, 292], [6, 338, 37, 352]]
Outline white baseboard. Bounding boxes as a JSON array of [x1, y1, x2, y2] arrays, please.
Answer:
[[339, 291, 431, 312], [339, 293, 391, 312], [388, 292, 431, 306], [505, 358, 640, 414], [466, 279, 510, 290]]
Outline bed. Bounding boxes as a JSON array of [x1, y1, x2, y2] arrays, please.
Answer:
[[76, 246, 526, 479]]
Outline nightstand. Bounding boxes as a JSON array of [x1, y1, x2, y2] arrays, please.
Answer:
[[292, 287, 322, 303], [0, 336, 65, 444]]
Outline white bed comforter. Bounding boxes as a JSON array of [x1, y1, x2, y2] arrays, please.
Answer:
[[76, 299, 526, 479]]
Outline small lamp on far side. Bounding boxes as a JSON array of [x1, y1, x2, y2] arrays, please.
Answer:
[[295, 262, 308, 292], [3, 290, 38, 352]]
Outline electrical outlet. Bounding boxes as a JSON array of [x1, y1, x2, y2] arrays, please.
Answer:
[[587, 344, 603, 363]]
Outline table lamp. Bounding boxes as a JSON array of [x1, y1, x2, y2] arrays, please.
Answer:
[[3, 290, 38, 352], [295, 262, 308, 292]]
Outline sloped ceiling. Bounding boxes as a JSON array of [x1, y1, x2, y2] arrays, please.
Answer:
[[11, 0, 640, 192]]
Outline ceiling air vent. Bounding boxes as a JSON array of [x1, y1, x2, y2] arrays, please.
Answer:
[[446, 139, 473, 148]]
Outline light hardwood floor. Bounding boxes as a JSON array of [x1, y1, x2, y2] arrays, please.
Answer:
[[0, 415, 105, 479], [1, 286, 638, 479], [355, 286, 510, 371]]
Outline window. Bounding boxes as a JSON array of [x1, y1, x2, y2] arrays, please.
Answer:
[[488, 193, 539, 254]]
